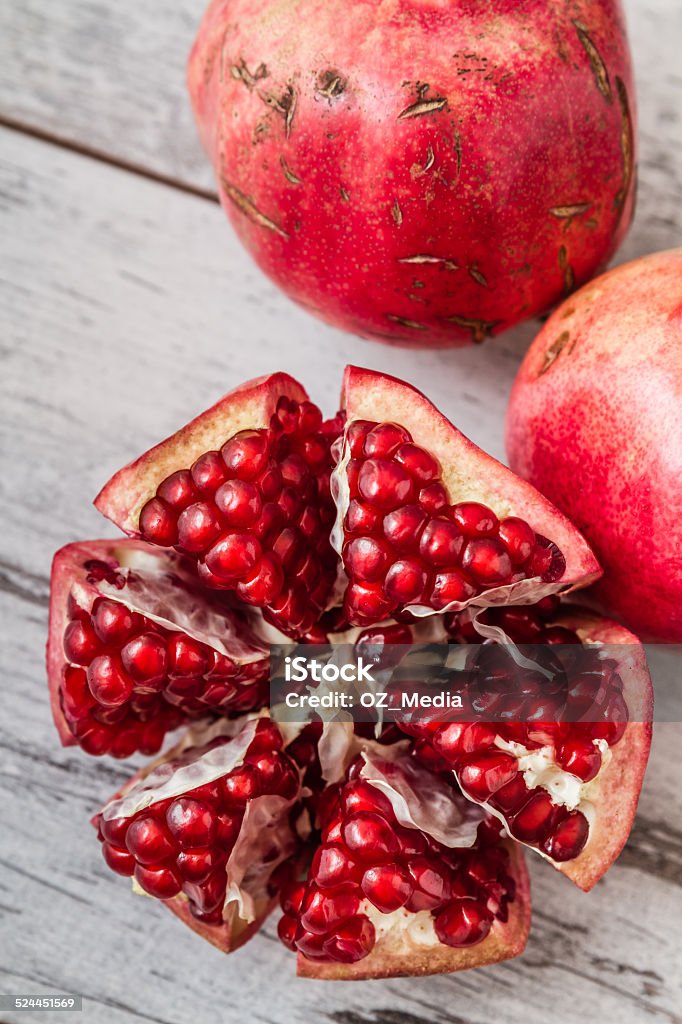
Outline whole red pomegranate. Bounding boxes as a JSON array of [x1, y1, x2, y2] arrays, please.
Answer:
[[506, 249, 682, 643], [187, 0, 635, 346]]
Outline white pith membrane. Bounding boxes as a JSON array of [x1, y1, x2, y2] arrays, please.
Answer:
[[101, 716, 301, 926], [83, 544, 269, 664], [329, 428, 574, 619]]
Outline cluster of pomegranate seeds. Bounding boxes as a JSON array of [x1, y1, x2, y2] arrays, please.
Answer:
[[278, 762, 516, 964], [94, 721, 299, 921], [137, 398, 340, 638], [61, 568, 268, 758], [341, 420, 566, 625], [403, 599, 630, 863]]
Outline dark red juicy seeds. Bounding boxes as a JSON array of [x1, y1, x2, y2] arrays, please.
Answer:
[[458, 752, 519, 802], [541, 809, 589, 861], [137, 398, 338, 638], [556, 737, 602, 781], [341, 419, 567, 624], [60, 583, 268, 758], [434, 898, 493, 947], [285, 767, 515, 965], [96, 728, 299, 921]]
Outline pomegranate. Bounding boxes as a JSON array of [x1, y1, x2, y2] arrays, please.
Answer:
[[93, 716, 301, 951], [95, 367, 600, 640], [283, 744, 530, 979], [187, 0, 635, 346], [48, 366, 652, 976], [47, 540, 271, 756], [506, 249, 682, 642]]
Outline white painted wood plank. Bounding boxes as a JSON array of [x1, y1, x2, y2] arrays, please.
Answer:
[[1, 0, 681, 267], [1, 127, 681, 1024]]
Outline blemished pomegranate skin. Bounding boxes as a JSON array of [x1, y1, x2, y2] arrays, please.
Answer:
[[506, 249, 682, 643], [188, 0, 636, 347]]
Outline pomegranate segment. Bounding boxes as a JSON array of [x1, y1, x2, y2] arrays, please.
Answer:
[[94, 717, 301, 951], [48, 541, 271, 757], [95, 373, 341, 638], [339, 417, 567, 624], [334, 366, 601, 622], [407, 605, 653, 890], [286, 749, 529, 979]]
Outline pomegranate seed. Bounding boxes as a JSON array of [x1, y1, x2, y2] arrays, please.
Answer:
[[529, 536, 566, 582], [216, 813, 242, 847], [344, 536, 392, 583], [166, 634, 210, 676], [459, 751, 518, 802], [157, 469, 197, 508], [384, 559, 427, 603], [166, 799, 217, 847], [405, 856, 451, 911], [361, 863, 413, 912], [498, 516, 536, 564], [362, 422, 411, 458], [418, 518, 464, 567], [430, 569, 476, 608], [357, 459, 415, 511], [343, 781, 393, 817], [556, 737, 602, 781], [176, 847, 223, 883], [490, 606, 544, 641], [344, 582, 394, 624], [177, 502, 222, 552], [86, 655, 134, 708], [121, 633, 167, 685], [191, 450, 228, 492], [250, 719, 285, 753], [63, 619, 100, 665], [277, 914, 298, 950], [204, 532, 261, 579], [222, 764, 261, 806], [542, 809, 589, 861], [246, 752, 298, 798], [221, 430, 269, 480], [509, 790, 558, 842], [102, 842, 135, 876], [434, 898, 493, 946], [489, 775, 530, 813], [394, 826, 427, 857], [139, 498, 178, 546], [345, 499, 384, 535], [419, 481, 448, 512], [236, 554, 285, 604], [394, 442, 440, 481], [346, 420, 373, 456], [431, 722, 469, 762], [91, 599, 135, 645], [125, 814, 177, 865], [99, 815, 129, 846], [342, 812, 398, 862], [78, 723, 112, 755], [312, 844, 360, 890], [300, 887, 359, 935], [295, 929, 328, 960], [461, 537, 512, 584], [183, 867, 227, 913], [453, 502, 498, 537], [382, 504, 428, 550], [321, 915, 376, 963]]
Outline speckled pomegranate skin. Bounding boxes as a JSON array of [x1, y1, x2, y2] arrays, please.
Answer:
[[188, 0, 635, 347], [506, 249, 682, 643]]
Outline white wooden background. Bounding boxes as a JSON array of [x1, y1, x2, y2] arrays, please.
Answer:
[[1, 2, 681, 1022]]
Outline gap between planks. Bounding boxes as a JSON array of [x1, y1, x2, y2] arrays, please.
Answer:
[[0, 113, 219, 204]]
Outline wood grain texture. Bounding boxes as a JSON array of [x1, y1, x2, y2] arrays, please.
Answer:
[[1, 0, 681, 1021]]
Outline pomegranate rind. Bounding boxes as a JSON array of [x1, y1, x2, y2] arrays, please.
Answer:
[[94, 372, 309, 534], [339, 366, 601, 597], [554, 611, 653, 891], [296, 841, 530, 980]]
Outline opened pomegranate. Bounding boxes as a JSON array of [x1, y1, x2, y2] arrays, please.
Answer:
[[49, 365, 653, 978], [47, 540, 270, 757], [93, 716, 301, 951], [506, 249, 682, 642], [188, 0, 635, 346]]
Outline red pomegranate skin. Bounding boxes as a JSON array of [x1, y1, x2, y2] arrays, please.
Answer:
[[506, 249, 682, 643], [188, 0, 636, 347]]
